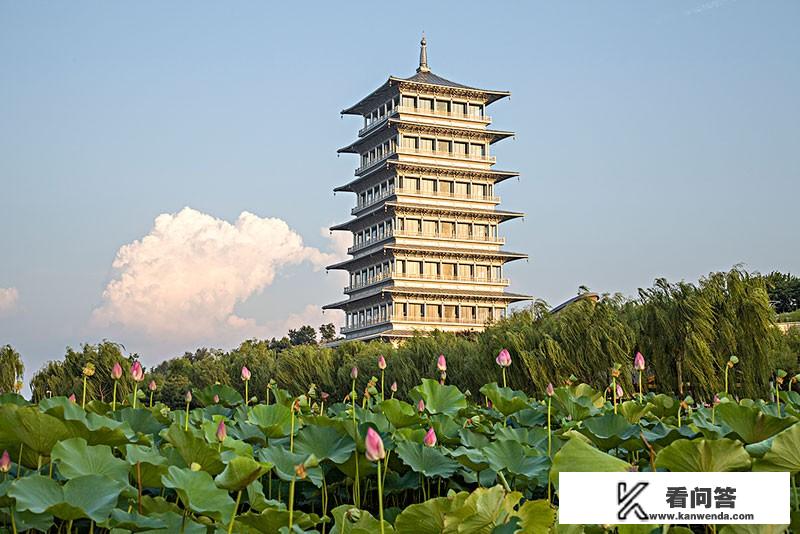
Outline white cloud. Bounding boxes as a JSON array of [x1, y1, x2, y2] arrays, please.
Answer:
[[92, 207, 340, 344], [0, 287, 19, 315]]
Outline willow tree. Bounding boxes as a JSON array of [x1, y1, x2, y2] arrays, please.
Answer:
[[0, 344, 24, 393]]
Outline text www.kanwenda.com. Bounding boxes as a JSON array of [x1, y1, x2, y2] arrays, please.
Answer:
[[648, 512, 755, 521]]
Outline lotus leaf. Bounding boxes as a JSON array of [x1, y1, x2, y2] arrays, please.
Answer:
[[479, 382, 530, 416], [52, 437, 130, 480], [655, 438, 751, 471], [215, 455, 270, 490], [550, 437, 630, 489], [161, 465, 235, 522], [411, 379, 467, 416]]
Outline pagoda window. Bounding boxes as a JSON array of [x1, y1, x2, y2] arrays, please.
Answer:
[[421, 178, 435, 192], [424, 262, 439, 276], [453, 101, 467, 116], [440, 221, 454, 237], [444, 305, 458, 319], [454, 142, 468, 156], [407, 261, 421, 275], [475, 225, 488, 239], [407, 218, 421, 234], [476, 265, 490, 280], [396, 259, 405, 274], [426, 305, 441, 319], [493, 266, 502, 280], [386, 219, 392, 234], [402, 95, 416, 108], [442, 262, 456, 278], [456, 222, 471, 238], [489, 225, 497, 237], [419, 97, 433, 111], [440, 180, 454, 195], [402, 135, 418, 149], [455, 182, 469, 196], [436, 100, 450, 113], [469, 104, 483, 117], [422, 220, 436, 235], [478, 307, 491, 321], [420, 138, 434, 152], [495, 308, 506, 319], [408, 303, 423, 319], [473, 183, 486, 198], [462, 264, 474, 278], [437, 140, 451, 154], [462, 306, 475, 320], [470, 143, 486, 157]]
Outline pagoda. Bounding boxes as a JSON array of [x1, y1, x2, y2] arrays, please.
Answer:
[[324, 36, 530, 342]]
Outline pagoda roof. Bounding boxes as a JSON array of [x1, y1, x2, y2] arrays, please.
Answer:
[[334, 161, 519, 193], [325, 244, 528, 271], [337, 119, 514, 154], [341, 38, 510, 116], [323, 287, 531, 310]]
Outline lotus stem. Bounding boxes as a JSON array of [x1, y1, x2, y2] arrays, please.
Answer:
[[112, 381, 117, 411], [776, 381, 781, 410], [724, 366, 729, 395], [377, 461, 385, 534], [290, 403, 296, 453], [321, 474, 328, 534], [227, 489, 242, 534], [502, 368, 507, 389], [351, 379, 360, 507], [16, 443, 22, 479], [245, 380, 249, 406], [132, 383, 139, 409], [677, 406, 682, 427], [288, 476, 296, 530], [149, 390, 154, 408], [612, 377, 618, 414], [380, 370, 385, 402], [638, 370, 643, 403], [82, 375, 88, 409], [10, 505, 17, 534], [136, 461, 143, 513], [184, 400, 190, 431]]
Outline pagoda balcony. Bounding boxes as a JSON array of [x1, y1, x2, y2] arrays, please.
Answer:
[[394, 229, 505, 244], [341, 314, 492, 334], [355, 151, 396, 175], [395, 105, 491, 124], [344, 272, 509, 293], [351, 186, 500, 215], [347, 231, 393, 254], [396, 147, 496, 164], [352, 186, 396, 214]]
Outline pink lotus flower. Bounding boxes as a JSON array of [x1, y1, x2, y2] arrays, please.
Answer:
[[390, 381, 398, 393], [423, 427, 437, 447], [241, 366, 251, 381], [713, 394, 721, 405], [321, 391, 330, 401], [216, 420, 227, 442], [634, 352, 645, 371], [68, 393, 76, 402], [417, 399, 425, 413], [111, 362, 123, 380], [0, 450, 10, 473], [350, 367, 358, 380], [185, 390, 192, 403], [365, 427, 385, 461], [437, 354, 447, 372], [131, 361, 144, 382], [378, 355, 387, 370], [546, 382, 554, 397], [495, 348, 512, 368], [213, 394, 220, 404], [616, 384, 624, 398], [148, 380, 157, 392]]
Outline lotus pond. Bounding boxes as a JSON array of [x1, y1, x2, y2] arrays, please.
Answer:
[[0, 358, 799, 533]]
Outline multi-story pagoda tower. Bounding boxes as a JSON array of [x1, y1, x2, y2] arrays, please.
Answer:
[[325, 37, 530, 342]]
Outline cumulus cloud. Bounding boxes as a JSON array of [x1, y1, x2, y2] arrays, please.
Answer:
[[92, 207, 339, 344], [0, 287, 18, 315]]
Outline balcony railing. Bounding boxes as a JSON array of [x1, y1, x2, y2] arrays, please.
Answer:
[[344, 271, 509, 292], [394, 229, 504, 244], [347, 230, 394, 254], [395, 105, 491, 123], [355, 151, 396, 175], [396, 147, 495, 163], [341, 313, 496, 334], [394, 187, 499, 203], [352, 187, 396, 214]]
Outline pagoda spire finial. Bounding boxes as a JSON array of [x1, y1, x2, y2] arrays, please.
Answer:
[[417, 33, 430, 73]]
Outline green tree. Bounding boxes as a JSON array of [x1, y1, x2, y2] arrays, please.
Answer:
[[0, 344, 24, 393], [289, 325, 317, 346], [319, 323, 337, 343], [763, 271, 800, 313]]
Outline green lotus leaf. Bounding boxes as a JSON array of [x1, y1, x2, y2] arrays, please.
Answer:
[[395, 441, 460, 478], [550, 388, 601, 421], [379, 398, 421, 428], [125, 444, 169, 487], [0, 393, 29, 406], [619, 400, 651, 423], [647, 394, 677, 418], [550, 438, 630, 489], [641, 422, 697, 447], [655, 438, 751, 472], [51, 437, 130, 480], [258, 445, 323, 487], [8, 509, 54, 532], [394, 495, 463, 533], [493, 425, 548, 448], [161, 465, 235, 522], [514, 407, 547, 427], [753, 423, 800, 473], [214, 455, 270, 491], [441, 485, 522, 534], [9, 474, 126, 522], [330, 504, 394, 534], [516, 499, 556, 534], [580, 413, 641, 450], [719, 526, 790, 534], [104, 509, 167, 531], [236, 508, 322, 533], [483, 439, 549, 482], [164, 424, 224, 475], [194, 383, 244, 407], [411, 379, 467, 417], [479, 383, 530, 416], [8, 406, 70, 457], [714, 403, 797, 444], [293, 423, 356, 464], [115, 406, 166, 437], [449, 445, 489, 472], [247, 404, 293, 438]]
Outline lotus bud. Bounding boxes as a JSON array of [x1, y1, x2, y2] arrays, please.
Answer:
[[190, 462, 201, 471], [390, 381, 398, 393], [68, 393, 76, 402], [546, 382, 554, 397], [567, 374, 577, 386], [13, 381, 22, 393], [111, 362, 123, 380], [423, 427, 437, 447], [378, 355, 387, 370], [0, 450, 10, 473], [437, 354, 447, 372], [417, 398, 425, 413], [216, 420, 227, 442], [321, 391, 329, 401], [213, 394, 219, 404], [185, 390, 192, 403], [241, 366, 251, 381], [616, 383, 623, 398], [148, 380, 157, 392], [350, 366, 358, 380], [364, 427, 385, 461], [82, 362, 96, 377], [634, 352, 645, 371], [131, 361, 144, 382], [495, 348, 512, 368]]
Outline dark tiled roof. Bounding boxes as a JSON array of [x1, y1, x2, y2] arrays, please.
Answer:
[[400, 70, 476, 90]]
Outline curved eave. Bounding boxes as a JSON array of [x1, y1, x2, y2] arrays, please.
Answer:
[[325, 288, 531, 309], [384, 243, 528, 262], [388, 75, 511, 105], [387, 118, 514, 144], [334, 163, 520, 193], [341, 79, 394, 116], [384, 201, 524, 222]]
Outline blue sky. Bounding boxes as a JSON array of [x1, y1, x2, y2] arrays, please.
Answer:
[[1, 1, 798, 379]]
